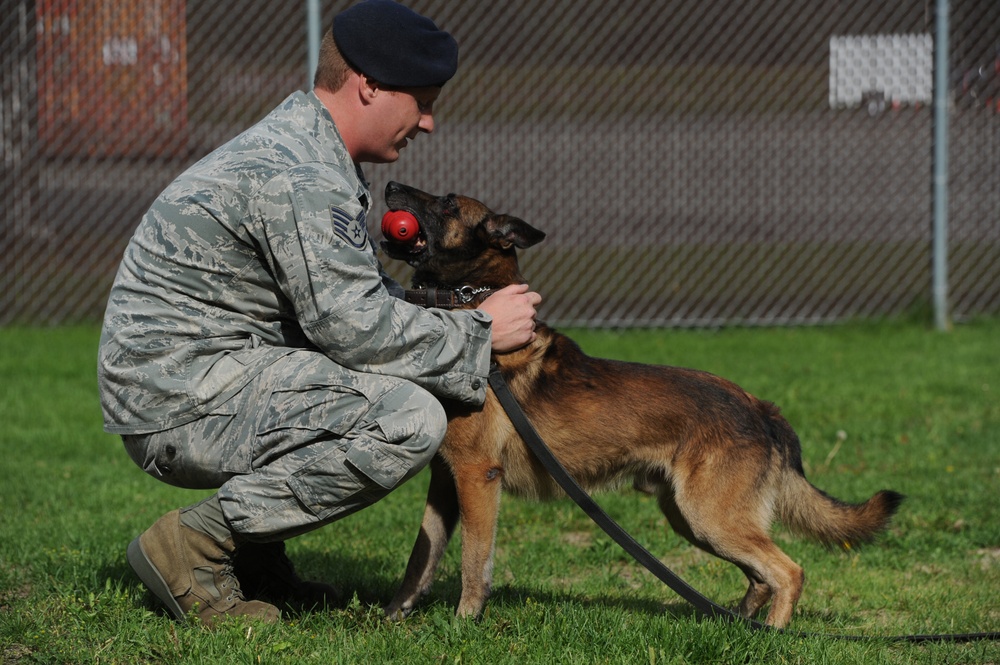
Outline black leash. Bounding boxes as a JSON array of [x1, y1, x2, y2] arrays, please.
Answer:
[[487, 364, 1000, 644]]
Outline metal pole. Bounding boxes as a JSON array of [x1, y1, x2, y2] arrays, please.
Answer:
[[306, 0, 322, 89], [932, 0, 950, 331]]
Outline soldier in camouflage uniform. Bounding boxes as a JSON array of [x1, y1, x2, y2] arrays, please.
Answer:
[[98, 0, 541, 625]]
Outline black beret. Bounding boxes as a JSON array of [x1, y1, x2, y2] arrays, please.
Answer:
[[333, 0, 459, 88]]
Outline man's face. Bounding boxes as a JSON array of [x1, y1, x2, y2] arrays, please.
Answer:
[[365, 85, 441, 163]]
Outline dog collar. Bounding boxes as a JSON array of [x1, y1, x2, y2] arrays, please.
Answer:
[[403, 285, 496, 309]]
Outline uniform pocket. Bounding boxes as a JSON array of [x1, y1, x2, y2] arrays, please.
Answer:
[[344, 422, 410, 490], [123, 416, 239, 490], [285, 442, 375, 520], [255, 384, 370, 439]]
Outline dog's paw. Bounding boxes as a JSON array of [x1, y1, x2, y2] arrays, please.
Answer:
[[383, 602, 414, 622]]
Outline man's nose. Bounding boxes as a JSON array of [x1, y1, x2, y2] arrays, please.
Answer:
[[418, 112, 435, 134]]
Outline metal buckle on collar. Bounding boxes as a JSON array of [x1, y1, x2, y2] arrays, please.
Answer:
[[456, 286, 492, 304]]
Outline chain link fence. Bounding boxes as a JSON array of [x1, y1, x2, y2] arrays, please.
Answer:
[[2, 0, 997, 327]]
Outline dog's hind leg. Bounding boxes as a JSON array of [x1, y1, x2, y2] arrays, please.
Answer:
[[453, 460, 504, 619], [657, 479, 804, 628], [725, 538, 803, 627], [734, 567, 773, 619], [385, 456, 460, 620]]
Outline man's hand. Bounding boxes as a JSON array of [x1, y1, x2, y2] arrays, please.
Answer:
[[478, 283, 542, 352]]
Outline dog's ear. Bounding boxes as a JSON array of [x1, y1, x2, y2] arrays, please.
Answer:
[[485, 214, 546, 249]]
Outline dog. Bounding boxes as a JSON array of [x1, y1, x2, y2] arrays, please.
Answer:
[[379, 181, 903, 628]]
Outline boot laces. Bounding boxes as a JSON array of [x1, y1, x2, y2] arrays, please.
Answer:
[[219, 561, 246, 603]]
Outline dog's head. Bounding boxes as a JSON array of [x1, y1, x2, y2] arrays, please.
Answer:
[[381, 181, 545, 289]]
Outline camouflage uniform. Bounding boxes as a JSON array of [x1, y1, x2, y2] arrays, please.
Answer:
[[100, 90, 491, 540]]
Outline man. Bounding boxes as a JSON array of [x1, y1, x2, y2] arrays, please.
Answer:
[[98, 0, 540, 625]]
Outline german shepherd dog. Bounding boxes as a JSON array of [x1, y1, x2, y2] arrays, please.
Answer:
[[379, 181, 903, 628]]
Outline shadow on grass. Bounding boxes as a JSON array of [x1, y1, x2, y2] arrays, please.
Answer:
[[105, 544, 873, 631], [296, 548, 712, 621], [101, 545, 709, 623], [481, 583, 700, 620]]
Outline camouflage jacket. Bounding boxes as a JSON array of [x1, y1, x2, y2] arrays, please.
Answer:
[[98, 91, 492, 435]]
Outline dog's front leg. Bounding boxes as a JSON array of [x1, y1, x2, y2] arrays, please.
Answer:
[[385, 455, 460, 620], [454, 461, 504, 619]]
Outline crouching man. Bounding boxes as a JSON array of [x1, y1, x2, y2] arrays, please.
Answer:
[[98, 0, 540, 624]]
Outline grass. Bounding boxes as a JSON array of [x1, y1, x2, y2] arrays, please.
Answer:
[[0, 321, 998, 664]]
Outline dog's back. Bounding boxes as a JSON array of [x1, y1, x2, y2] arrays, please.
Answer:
[[496, 323, 903, 543]]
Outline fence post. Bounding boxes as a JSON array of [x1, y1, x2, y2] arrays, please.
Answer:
[[932, 0, 951, 331], [306, 0, 322, 89]]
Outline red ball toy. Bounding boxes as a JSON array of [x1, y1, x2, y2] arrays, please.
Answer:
[[381, 209, 420, 243]]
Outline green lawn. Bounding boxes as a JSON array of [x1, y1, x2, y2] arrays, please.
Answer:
[[1, 321, 998, 664]]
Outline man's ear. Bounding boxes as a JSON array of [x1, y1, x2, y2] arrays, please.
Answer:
[[485, 214, 546, 249], [359, 74, 379, 103]]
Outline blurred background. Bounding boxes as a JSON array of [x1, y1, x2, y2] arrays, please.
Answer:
[[2, 0, 997, 327]]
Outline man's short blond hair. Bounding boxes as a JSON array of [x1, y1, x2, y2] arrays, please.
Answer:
[[313, 30, 354, 92]]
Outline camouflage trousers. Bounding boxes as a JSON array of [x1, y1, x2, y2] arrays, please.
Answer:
[[122, 350, 448, 541]]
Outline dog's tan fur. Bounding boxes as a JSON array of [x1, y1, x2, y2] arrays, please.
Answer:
[[380, 181, 903, 628]]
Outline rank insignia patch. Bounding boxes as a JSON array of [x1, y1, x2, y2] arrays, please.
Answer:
[[330, 206, 369, 249]]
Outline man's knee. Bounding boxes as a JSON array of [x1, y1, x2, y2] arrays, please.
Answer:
[[357, 382, 447, 479], [396, 384, 447, 451]]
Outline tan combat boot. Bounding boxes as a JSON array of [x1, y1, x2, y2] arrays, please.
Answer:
[[233, 541, 341, 613], [126, 510, 280, 625]]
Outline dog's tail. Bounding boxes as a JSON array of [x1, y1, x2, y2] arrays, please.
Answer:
[[780, 481, 904, 549], [764, 402, 905, 549]]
